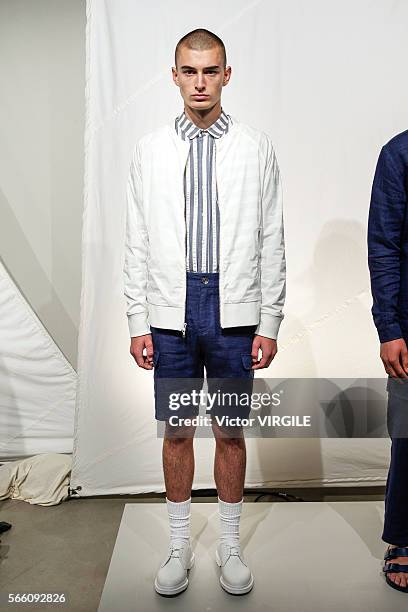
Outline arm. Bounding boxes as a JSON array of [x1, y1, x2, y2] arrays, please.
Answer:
[[367, 145, 406, 343], [123, 141, 151, 338], [254, 136, 286, 340]]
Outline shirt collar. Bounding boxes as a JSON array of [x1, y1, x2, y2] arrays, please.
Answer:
[[175, 108, 232, 141]]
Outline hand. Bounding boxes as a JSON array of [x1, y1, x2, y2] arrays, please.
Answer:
[[251, 335, 277, 369], [130, 334, 154, 370], [380, 338, 408, 379]]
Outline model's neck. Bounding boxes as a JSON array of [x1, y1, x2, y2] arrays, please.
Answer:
[[184, 102, 222, 129]]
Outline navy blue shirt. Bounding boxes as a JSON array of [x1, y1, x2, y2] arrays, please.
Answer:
[[368, 130, 408, 343]]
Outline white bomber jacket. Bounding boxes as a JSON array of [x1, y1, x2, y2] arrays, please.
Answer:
[[123, 114, 286, 339]]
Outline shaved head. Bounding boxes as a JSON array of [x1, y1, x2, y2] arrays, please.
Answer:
[[175, 28, 227, 69]]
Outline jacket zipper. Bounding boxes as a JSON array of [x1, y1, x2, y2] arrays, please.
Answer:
[[181, 206, 187, 338], [216, 140, 223, 329], [181, 143, 189, 338]]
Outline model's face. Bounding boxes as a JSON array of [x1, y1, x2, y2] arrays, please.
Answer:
[[172, 46, 231, 111]]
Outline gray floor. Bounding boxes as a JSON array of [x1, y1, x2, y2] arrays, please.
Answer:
[[0, 488, 404, 612]]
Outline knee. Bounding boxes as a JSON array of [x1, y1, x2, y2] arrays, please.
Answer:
[[164, 423, 196, 442], [212, 423, 244, 446]]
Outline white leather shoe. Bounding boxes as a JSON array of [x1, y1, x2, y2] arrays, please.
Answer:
[[215, 541, 254, 594], [154, 540, 195, 596]]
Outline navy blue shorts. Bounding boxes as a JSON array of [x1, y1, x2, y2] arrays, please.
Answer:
[[151, 271, 257, 422]]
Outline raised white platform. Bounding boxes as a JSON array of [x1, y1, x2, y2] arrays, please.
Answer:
[[98, 501, 407, 611]]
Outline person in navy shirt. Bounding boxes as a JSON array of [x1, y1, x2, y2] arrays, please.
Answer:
[[368, 129, 408, 593]]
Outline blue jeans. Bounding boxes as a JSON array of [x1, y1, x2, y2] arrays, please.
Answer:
[[382, 377, 408, 545], [150, 271, 257, 422]]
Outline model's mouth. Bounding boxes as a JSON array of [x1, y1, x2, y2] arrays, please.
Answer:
[[192, 95, 209, 99]]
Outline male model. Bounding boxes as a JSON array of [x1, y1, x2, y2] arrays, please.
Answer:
[[123, 28, 286, 596], [368, 129, 408, 593]]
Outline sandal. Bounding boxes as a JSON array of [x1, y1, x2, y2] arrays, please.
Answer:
[[383, 546, 408, 593]]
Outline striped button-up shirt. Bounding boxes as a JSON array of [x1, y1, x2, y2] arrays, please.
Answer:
[[174, 108, 232, 272]]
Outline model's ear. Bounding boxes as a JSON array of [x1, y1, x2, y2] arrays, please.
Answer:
[[172, 67, 179, 85]]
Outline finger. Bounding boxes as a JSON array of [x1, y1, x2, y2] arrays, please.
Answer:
[[402, 361, 408, 375], [389, 358, 408, 379], [130, 349, 139, 364], [382, 356, 400, 380], [386, 363, 401, 380], [381, 358, 393, 376], [141, 349, 154, 369], [143, 357, 153, 370], [133, 350, 150, 369], [251, 347, 260, 362], [251, 341, 261, 362], [252, 355, 270, 370], [136, 340, 153, 370], [135, 355, 147, 368], [145, 343, 154, 367], [400, 349, 408, 375]]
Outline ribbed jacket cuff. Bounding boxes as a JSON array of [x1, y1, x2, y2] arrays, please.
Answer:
[[128, 312, 150, 338], [255, 314, 283, 340]]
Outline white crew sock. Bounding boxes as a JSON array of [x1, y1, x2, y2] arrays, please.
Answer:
[[166, 496, 191, 547], [218, 496, 243, 545]]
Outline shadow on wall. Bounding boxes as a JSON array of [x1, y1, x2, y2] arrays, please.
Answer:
[[0, 194, 76, 369], [253, 218, 386, 488]]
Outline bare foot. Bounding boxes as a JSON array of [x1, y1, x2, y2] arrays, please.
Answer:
[[385, 545, 408, 588]]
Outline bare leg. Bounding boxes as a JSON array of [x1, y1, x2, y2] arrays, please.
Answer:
[[212, 421, 246, 502], [163, 422, 197, 502]]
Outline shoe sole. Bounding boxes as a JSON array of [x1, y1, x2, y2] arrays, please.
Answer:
[[215, 549, 254, 595], [154, 552, 195, 596], [385, 574, 408, 593]]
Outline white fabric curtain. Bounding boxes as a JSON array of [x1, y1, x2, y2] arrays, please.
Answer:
[[71, 0, 408, 495], [0, 260, 76, 459]]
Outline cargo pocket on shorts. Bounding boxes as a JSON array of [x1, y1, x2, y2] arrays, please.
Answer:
[[241, 354, 253, 370], [153, 351, 160, 368]]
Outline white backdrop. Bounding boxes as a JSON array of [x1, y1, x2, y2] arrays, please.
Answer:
[[71, 0, 408, 495], [0, 260, 76, 459]]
